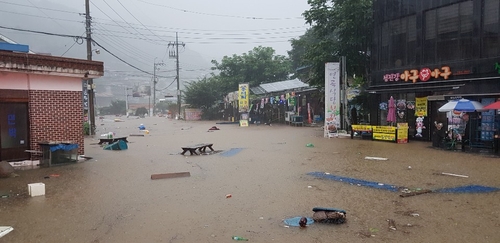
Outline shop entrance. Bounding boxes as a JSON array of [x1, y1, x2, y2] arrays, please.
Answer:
[[0, 102, 29, 161]]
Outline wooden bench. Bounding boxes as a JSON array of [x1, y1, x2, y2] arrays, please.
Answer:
[[181, 143, 214, 155], [98, 136, 129, 145]]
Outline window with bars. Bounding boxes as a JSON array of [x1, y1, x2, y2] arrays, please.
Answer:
[[379, 15, 416, 69], [482, 0, 500, 57], [424, 1, 474, 63]]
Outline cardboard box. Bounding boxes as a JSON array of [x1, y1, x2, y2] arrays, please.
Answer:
[[28, 183, 45, 197]]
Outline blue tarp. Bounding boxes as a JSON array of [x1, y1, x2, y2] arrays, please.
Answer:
[[220, 148, 244, 157], [434, 185, 500, 193], [307, 171, 399, 192], [48, 143, 79, 152], [308, 172, 500, 194]]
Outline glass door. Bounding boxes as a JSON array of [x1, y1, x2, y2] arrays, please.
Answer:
[[0, 103, 29, 161]]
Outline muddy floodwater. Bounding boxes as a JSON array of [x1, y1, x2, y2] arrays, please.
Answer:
[[1, 116, 500, 243]]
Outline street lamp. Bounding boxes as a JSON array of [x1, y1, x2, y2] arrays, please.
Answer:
[[153, 58, 165, 116]]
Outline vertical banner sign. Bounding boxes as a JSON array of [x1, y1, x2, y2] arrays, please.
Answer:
[[415, 97, 428, 117], [238, 83, 249, 112], [82, 80, 89, 111], [238, 83, 249, 127], [325, 62, 341, 137]]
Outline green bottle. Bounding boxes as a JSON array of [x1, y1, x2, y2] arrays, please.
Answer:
[[232, 236, 249, 241]]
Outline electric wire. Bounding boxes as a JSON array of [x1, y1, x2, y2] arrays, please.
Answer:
[[98, 0, 159, 44], [134, 0, 302, 20], [60, 31, 86, 56], [93, 23, 156, 61], [115, 0, 167, 42], [90, 0, 157, 45], [0, 0, 81, 14]]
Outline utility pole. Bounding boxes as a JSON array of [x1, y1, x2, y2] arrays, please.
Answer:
[[153, 58, 164, 116], [85, 0, 96, 135], [168, 32, 185, 119], [340, 56, 348, 130]]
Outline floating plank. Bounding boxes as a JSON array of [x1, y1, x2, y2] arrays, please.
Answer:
[[441, 172, 468, 178], [0, 226, 14, 238], [151, 172, 190, 180], [364, 156, 388, 161]]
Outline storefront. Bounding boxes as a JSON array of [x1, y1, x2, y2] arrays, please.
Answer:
[[367, 66, 500, 151]]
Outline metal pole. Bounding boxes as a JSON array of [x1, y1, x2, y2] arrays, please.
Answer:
[[125, 86, 128, 116], [153, 58, 156, 116], [85, 0, 96, 135], [176, 32, 181, 119]]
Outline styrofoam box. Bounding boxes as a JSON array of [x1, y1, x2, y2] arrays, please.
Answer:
[[28, 183, 45, 197]]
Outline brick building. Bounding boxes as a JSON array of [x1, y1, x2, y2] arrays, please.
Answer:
[[0, 43, 104, 161]]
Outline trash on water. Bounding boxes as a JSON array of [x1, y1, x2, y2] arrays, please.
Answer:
[[232, 236, 249, 241], [388, 219, 397, 230], [226, 194, 232, 198], [306, 143, 314, 147], [138, 124, 146, 130]]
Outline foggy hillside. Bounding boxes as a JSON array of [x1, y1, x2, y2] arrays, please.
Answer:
[[0, 0, 213, 107]]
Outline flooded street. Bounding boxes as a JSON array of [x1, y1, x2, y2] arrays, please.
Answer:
[[1, 116, 500, 243]]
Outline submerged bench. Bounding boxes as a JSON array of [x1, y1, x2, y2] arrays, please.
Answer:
[[181, 143, 214, 155], [98, 136, 129, 145]]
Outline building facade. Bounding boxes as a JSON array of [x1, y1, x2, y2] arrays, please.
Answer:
[[0, 48, 103, 161], [368, 0, 500, 148]]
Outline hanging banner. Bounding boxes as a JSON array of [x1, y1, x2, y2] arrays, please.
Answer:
[[324, 62, 341, 137], [238, 83, 249, 112], [415, 97, 428, 116]]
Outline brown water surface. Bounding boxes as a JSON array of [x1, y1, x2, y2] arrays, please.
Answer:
[[1, 116, 499, 243]]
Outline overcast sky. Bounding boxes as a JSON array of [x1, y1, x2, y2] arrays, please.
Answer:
[[0, 0, 311, 75]]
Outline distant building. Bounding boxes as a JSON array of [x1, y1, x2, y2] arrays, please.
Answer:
[[0, 39, 103, 161]]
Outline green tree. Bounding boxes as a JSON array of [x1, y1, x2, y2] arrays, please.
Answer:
[[211, 46, 292, 93], [135, 107, 148, 116], [155, 101, 172, 114], [183, 76, 224, 110], [289, 28, 338, 87], [296, 0, 373, 88], [98, 99, 126, 115]]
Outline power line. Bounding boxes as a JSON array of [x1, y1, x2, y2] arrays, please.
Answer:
[[98, 0, 159, 44], [134, 0, 302, 20], [0, 0, 81, 14], [90, 0, 156, 45], [0, 9, 83, 23], [92, 39, 154, 75], [115, 0, 167, 42], [93, 24, 156, 61], [93, 18, 307, 33], [0, 25, 84, 39], [60, 31, 86, 56], [0, 24, 157, 76]]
